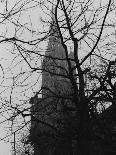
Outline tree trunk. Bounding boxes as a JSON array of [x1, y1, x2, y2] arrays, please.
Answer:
[[78, 100, 90, 155]]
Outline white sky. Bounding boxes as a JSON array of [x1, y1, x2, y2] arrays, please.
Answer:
[[0, 1, 41, 154], [0, 0, 115, 154]]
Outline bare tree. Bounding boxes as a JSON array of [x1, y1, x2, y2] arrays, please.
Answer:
[[0, 0, 116, 155], [28, 0, 116, 155]]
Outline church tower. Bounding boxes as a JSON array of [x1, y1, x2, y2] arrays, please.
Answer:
[[42, 6, 75, 98], [30, 6, 77, 155], [42, 7, 68, 98]]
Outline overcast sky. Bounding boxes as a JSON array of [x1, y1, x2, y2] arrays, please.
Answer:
[[0, 0, 115, 154], [0, 1, 41, 154]]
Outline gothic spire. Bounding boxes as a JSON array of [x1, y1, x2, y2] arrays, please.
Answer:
[[52, 4, 55, 23], [49, 5, 59, 38]]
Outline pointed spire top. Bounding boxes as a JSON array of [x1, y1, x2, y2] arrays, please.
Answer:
[[49, 4, 60, 38], [49, 4, 57, 34], [51, 4, 56, 24]]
